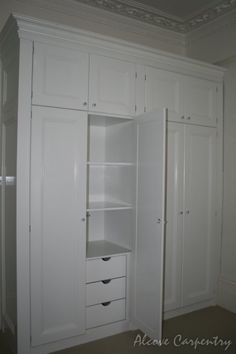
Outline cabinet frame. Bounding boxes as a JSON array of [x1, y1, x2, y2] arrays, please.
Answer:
[[0, 14, 224, 354]]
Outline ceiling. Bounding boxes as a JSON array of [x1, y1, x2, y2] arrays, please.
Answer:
[[76, 0, 236, 33]]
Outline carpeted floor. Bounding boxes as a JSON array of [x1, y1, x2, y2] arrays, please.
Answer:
[[1, 306, 235, 353]]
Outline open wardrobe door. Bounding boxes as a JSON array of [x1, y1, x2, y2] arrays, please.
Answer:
[[133, 108, 167, 340]]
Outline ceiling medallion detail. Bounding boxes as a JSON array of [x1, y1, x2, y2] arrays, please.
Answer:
[[76, 0, 236, 32]]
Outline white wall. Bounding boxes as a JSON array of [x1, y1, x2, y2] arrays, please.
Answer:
[[0, 0, 186, 55], [186, 10, 236, 63], [218, 57, 236, 313], [186, 11, 236, 314]]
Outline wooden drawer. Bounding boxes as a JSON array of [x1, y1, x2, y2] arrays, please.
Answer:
[[86, 277, 126, 306], [86, 299, 126, 329], [86, 255, 126, 283]]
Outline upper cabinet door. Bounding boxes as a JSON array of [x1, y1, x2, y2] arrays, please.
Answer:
[[133, 109, 167, 340], [145, 67, 183, 122], [32, 42, 89, 110], [89, 55, 136, 116], [183, 77, 217, 127], [30, 106, 87, 345]]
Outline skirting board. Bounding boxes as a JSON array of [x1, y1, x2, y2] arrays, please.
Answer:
[[164, 299, 216, 320], [218, 277, 236, 314], [30, 320, 130, 354]]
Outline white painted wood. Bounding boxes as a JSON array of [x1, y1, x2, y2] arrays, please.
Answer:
[[88, 116, 135, 163], [164, 123, 184, 311], [1, 115, 17, 338], [0, 14, 224, 354], [164, 298, 216, 320], [32, 41, 89, 110], [183, 125, 217, 306], [183, 77, 217, 127], [16, 38, 33, 354], [86, 277, 126, 306], [134, 109, 166, 340], [30, 106, 87, 346], [87, 201, 132, 211], [145, 67, 183, 122], [86, 299, 126, 329], [1, 53, 19, 114], [89, 55, 136, 116], [31, 321, 129, 354], [86, 256, 126, 283], [86, 240, 130, 259]]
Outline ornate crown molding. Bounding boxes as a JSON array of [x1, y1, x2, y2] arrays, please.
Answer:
[[75, 0, 236, 33]]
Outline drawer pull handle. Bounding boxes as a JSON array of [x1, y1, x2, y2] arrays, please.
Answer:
[[102, 257, 111, 261], [102, 279, 111, 284], [102, 301, 111, 307]]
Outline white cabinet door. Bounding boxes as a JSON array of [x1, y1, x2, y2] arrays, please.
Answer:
[[30, 107, 87, 345], [89, 55, 136, 116], [32, 42, 89, 110], [183, 125, 217, 306], [183, 77, 217, 127], [134, 109, 167, 340], [145, 67, 183, 122], [164, 123, 184, 312]]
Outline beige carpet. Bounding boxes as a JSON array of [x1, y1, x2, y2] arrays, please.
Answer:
[[0, 306, 235, 354]]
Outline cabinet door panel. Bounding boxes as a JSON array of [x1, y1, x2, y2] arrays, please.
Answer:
[[183, 125, 217, 306], [32, 42, 89, 109], [145, 68, 183, 121], [30, 107, 87, 345], [89, 55, 135, 116], [184, 77, 217, 127], [164, 123, 184, 311], [134, 109, 167, 340]]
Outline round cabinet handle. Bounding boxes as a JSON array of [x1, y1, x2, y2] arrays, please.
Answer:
[[83, 102, 87, 106], [187, 116, 191, 120], [157, 218, 161, 224], [186, 210, 190, 214], [92, 103, 96, 107], [81, 217, 86, 222], [179, 211, 184, 215], [181, 115, 185, 120]]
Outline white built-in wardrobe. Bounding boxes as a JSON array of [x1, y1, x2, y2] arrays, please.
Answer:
[[0, 14, 224, 354]]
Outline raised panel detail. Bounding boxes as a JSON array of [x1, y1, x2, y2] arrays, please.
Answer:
[[164, 123, 184, 312], [183, 77, 217, 127], [145, 68, 183, 122], [89, 55, 136, 116], [183, 125, 217, 305], [32, 42, 89, 109], [30, 106, 87, 345]]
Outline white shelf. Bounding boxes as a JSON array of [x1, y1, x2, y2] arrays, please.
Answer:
[[86, 240, 131, 259], [87, 201, 132, 211], [87, 161, 134, 166]]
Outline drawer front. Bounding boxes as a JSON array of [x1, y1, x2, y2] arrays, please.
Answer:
[[86, 299, 126, 329], [86, 256, 126, 283], [86, 277, 126, 306]]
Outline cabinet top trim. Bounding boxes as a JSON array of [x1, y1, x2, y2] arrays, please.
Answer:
[[1, 13, 225, 81]]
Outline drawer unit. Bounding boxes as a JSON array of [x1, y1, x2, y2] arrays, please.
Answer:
[[86, 255, 126, 283], [86, 277, 126, 306], [86, 299, 126, 329]]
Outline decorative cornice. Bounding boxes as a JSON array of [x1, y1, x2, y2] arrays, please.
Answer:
[[75, 0, 236, 33]]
